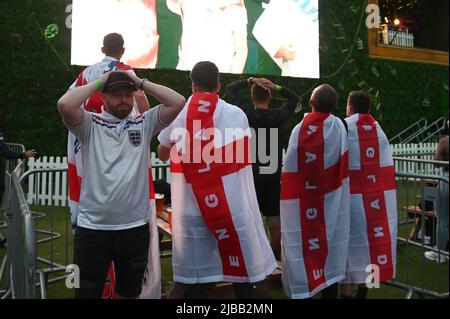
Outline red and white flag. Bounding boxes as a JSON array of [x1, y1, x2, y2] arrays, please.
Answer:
[[159, 92, 276, 284], [342, 114, 397, 284], [281, 113, 350, 299], [67, 59, 160, 299]]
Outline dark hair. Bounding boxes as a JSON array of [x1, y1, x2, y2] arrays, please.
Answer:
[[103, 33, 124, 57], [312, 84, 338, 113], [348, 91, 371, 114], [190, 61, 219, 92], [251, 84, 271, 103]]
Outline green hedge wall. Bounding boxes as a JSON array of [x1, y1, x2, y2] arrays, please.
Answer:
[[0, 0, 448, 156]]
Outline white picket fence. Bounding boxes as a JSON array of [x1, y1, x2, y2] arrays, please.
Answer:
[[25, 154, 170, 207], [391, 142, 436, 159], [24, 143, 439, 207], [391, 142, 440, 175], [381, 25, 415, 48], [27, 156, 68, 207]]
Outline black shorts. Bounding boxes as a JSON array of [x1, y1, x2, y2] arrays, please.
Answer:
[[74, 223, 150, 299], [254, 172, 281, 217]]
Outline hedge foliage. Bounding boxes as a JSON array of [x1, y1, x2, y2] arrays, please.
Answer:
[[0, 0, 448, 156]]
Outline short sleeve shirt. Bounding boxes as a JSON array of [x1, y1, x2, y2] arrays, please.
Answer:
[[66, 106, 165, 230]]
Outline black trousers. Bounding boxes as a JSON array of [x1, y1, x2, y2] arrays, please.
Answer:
[[74, 224, 150, 299]]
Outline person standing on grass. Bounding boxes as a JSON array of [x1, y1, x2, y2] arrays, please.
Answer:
[[280, 84, 350, 299], [157, 61, 276, 299], [66, 33, 150, 298], [67, 32, 149, 230], [57, 71, 185, 299], [226, 77, 299, 261], [340, 91, 397, 299]]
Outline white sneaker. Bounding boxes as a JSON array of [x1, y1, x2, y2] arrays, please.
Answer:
[[424, 251, 447, 263]]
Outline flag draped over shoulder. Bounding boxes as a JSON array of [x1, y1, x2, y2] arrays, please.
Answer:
[[343, 113, 397, 284], [163, 92, 276, 284], [281, 112, 350, 299], [67, 59, 160, 299]]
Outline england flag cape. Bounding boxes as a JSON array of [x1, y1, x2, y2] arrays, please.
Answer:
[[67, 59, 160, 299], [280, 112, 350, 299], [161, 92, 277, 284], [342, 114, 397, 284]]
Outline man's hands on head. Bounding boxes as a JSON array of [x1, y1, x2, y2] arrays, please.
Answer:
[[117, 71, 149, 92], [117, 71, 140, 88], [57, 71, 116, 128], [98, 70, 114, 89], [250, 78, 280, 92], [117, 70, 186, 125]]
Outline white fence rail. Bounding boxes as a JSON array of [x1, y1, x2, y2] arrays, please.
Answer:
[[391, 143, 439, 175], [25, 155, 170, 207], [391, 143, 436, 159], [24, 143, 439, 207]]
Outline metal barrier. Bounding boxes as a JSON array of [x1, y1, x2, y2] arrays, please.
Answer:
[[1, 162, 172, 299], [389, 117, 428, 144], [1, 161, 36, 299], [0, 144, 25, 213], [402, 117, 446, 144], [394, 157, 448, 177], [388, 157, 449, 299], [20, 168, 72, 299], [1, 156, 448, 299], [1, 166, 71, 299]]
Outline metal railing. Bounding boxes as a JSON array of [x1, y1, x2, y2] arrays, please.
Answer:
[[21, 168, 72, 299], [400, 118, 446, 144], [388, 157, 449, 299], [389, 117, 428, 144], [1, 161, 36, 299], [1, 156, 448, 299], [1, 165, 71, 299], [393, 157, 448, 177]]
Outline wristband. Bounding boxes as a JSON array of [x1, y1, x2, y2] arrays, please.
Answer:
[[139, 78, 149, 90], [274, 84, 282, 91], [94, 79, 103, 91], [247, 77, 254, 85]]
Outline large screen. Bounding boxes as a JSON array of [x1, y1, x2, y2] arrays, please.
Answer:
[[71, 0, 320, 78]]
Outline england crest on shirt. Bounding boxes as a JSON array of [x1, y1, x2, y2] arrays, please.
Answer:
[[128, 130, 142, 147]]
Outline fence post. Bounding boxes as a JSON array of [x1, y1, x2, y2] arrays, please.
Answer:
[[27, 158, 35, 205], [54, 157, 61, 207], [62, 157, 68, 207]]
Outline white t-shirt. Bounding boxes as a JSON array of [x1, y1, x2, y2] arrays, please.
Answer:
[[67, 107, 165, 230]]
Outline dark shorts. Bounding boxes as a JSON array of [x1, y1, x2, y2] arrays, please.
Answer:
[[254, 172, 281, 217], [74, 223, 150, 299]]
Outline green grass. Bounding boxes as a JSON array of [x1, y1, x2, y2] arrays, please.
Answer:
[[1, 199, 448, 299]]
